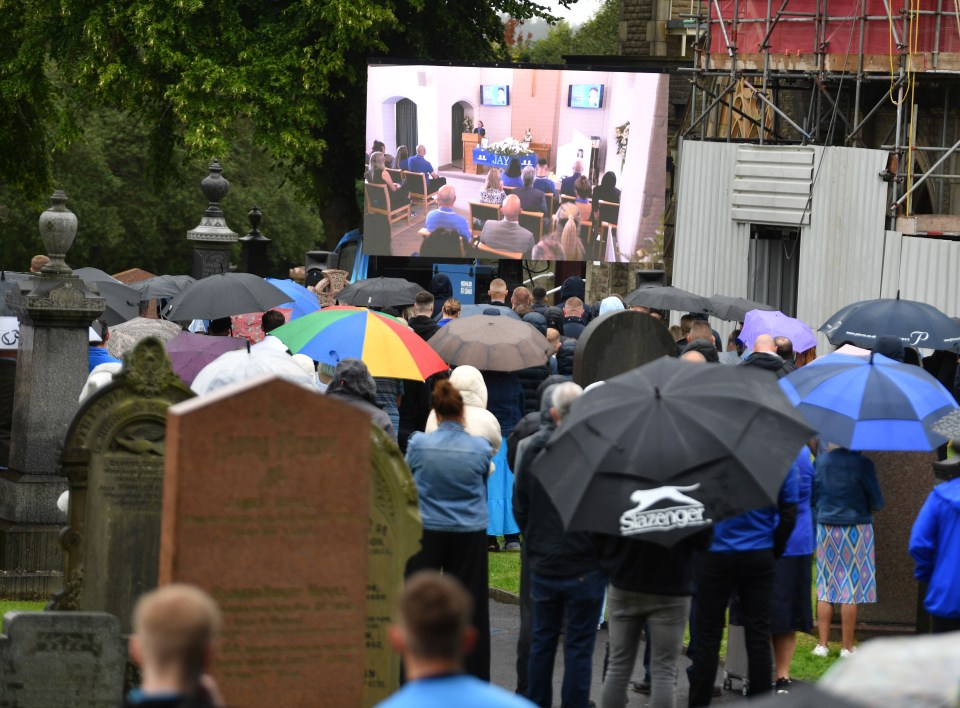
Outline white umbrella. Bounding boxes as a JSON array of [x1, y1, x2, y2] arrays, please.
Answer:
[[190, 348, 316, 396]]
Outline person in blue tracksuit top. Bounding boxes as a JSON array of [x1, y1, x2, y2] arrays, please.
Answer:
[[909, 475, 960, 633]]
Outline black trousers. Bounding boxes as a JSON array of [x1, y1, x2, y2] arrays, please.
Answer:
[[405, 529, 490, 680], [931, 614, 960, 633], [688, 549, 775, 707], [516, 544, 532, 694]]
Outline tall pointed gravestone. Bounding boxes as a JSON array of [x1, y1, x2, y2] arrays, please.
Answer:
[[573, 310, 678, 387], [51, 338, 193, 634], [1, 191, 105, 598], [161, 376, 421, 707]]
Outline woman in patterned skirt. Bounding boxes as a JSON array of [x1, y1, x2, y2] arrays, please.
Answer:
[[811, 445, 885, 658]]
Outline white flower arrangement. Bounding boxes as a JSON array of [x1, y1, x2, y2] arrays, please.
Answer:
[[463, 115, 474, 132], [487, 137, 535, 158]]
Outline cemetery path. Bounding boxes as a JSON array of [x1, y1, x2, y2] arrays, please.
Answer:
[[489, 598, 743, 706]]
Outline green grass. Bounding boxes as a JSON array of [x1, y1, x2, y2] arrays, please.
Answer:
[[0, 601, 47, 631], [486, 553, 839, 682]]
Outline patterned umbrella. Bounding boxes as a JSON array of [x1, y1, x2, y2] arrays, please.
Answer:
[[107, 317, 182, 358], [270, 306, 447, 381]]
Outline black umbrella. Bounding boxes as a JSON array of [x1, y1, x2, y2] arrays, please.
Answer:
[[134, 274, 196, 301], [163, 273, 289, 321], [531, 356, 813, 546], [820, 295, 960, 350], [74, 267, 139, 326], [335, 277, 422, 308], [624, 284, 711, 314], [707, 294, 776, 322]]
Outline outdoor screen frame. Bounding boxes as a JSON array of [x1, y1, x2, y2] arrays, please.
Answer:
[[481, 84, 510, 106], [568, 83, 605, 109], [364, 59, 669, 264]]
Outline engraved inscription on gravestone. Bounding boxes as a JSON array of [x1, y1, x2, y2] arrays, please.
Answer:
[[0, 611, 124, 708], [161, 377, 371, 707], [51, 338, 193, 635], [364, 426, 421, 706], [573, 310, 678, 387]]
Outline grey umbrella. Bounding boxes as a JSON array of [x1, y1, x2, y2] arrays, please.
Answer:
[[74, 267, 140, 326], [428, 315, 552, 371], [134, 274, 196, 301], [335, 277, 422, 308], [163, 273, 289, 322], [458, 304, 521, 320], [707, 294, 776, 322], [624, 284, 712, 314]]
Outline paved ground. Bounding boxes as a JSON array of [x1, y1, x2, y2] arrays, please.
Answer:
[[489, 598, 747, 706]]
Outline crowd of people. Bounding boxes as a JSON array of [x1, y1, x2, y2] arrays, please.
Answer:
[[366, 139, 619, 260]]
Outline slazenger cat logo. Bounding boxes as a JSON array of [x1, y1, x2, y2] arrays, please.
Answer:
[[619, 484, 711, 536]]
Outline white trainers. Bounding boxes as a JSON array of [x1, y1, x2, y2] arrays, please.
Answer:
[[840, 648, 855, 658], [811, 644, 830, 658]]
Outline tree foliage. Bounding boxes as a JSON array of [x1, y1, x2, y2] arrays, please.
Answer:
[[0, 0, 573, 262], [527, 0, 619, 64]]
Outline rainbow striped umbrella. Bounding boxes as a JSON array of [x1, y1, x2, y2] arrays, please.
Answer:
[[270, 306, 448, 381]]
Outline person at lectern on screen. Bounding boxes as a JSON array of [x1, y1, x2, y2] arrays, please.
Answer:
[[408, 145, 447, 194], [474, 120, 486, 138]]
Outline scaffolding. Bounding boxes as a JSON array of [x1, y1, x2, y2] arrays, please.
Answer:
[[675, 0, 960, 230]]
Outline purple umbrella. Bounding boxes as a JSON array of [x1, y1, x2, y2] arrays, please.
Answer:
[[165, 331, 246, 385], [739, 309, 817, 353]]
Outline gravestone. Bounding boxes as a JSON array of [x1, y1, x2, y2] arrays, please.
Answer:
[[186, 160, 238, 279], [573, 310, 678, 387], [0, 611, 124, 707], [858, 451, 938, 632], [364, 426, 421, 705], [160, 376, 372, 707], [51, 338, 193, 635]]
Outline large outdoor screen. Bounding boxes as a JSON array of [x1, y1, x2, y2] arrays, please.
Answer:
[[364, 61, 669, 263]]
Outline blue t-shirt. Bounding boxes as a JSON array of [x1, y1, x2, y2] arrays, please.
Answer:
[[376, 674, 535, 708], [710, 465, 800, 553], [502, 175, 524, 188], [89, 346, 122, 372], [407, 154, 434, 176], [424, 207, 471, 241]]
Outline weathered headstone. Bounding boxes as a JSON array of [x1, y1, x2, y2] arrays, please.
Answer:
[[858, 450, 938, 632], [573, 310, 678, 387], [364, 426, 421, 705], [160, 376, 371, 707], [0, 611, 124, 707], [51, 338, 193, 634], [0, 191, 105, 598]]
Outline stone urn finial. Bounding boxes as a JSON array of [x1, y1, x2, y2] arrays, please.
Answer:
[[200, 160, 230, 219], [38, 190, 78, 275]]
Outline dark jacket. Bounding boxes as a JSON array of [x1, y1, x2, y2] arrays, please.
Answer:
[[398, 314, 441, 450], [592, 530, 711, 596], [407, 315, 440, 341], [124, 694, 217, 708], [517, 364, 550, 416], [507, 411, 542, 471], [556, 339, 576, 377], [429, 273, 453, 319], [813, 448, 885, 525], [480, 370, 524, 437], [741, 351, 791, 378], [561, 316, 587, 340], [681, 338, 719, 363], [513, 393, 601, 578], [326, 358, 395, 440], [543, 306, 564, 332], [591, 172, 621, 215], [558, 276, 586, 305]]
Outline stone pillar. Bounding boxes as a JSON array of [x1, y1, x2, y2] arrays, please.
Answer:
[[1, 191, 105, 598], [239, 206, 271, 277], [186, 160, 238, 279]]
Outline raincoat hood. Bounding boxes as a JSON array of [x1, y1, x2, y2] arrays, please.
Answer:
[[599, 296, 625, 316], [874, 335, 905, 362], [430, 273, 453, 318], [449, 365, 488, 409], [327, 358, 378, 405]]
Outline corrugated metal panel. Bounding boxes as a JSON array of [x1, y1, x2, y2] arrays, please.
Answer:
[[674, 141, 892, 352], [731, 146, 814, 226], [889, 236, 960, 314]]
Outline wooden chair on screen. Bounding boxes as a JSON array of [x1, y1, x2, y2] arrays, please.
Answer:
[[403, 171, 440, 213], [386, 168, 404, 185], [598, 200, 621, 262], [544, 193, 555, 216], [475, 242, 523, 260], [364, 182, 411, 228], [519, 211, 545, 243], [469, 202, 501, 238], [579, 220, 594, 259], [503, 185, 518, 196], [560, 194, 576, 206]]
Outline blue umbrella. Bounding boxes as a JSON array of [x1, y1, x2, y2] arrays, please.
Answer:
[[265, 278, 320, 320], [779, 352, 958, 451]]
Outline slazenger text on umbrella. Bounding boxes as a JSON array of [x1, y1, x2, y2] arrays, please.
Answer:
[[619, 484, 712, 536]]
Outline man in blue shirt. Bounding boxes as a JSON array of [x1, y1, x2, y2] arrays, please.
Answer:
[[424, 186, 471, 245], [688, 466, 799, 706], [407, 145, 447, 195], [88, 319, 122, 372], [533, 159, 558, 205], [377, 571, 534, 708]]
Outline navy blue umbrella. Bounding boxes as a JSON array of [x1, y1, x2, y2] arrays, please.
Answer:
[[819, 296, 960, 351], [779, 352, 958, 451]]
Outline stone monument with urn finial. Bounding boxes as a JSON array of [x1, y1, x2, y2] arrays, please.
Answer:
[[0, 191, 105, 598], [186, 160, 238, 279]]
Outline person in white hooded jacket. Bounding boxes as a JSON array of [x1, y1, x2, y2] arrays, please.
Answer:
[[425, 366, 501, 462]]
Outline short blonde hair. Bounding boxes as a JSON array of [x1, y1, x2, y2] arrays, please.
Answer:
[[133, 584, 221, 680]]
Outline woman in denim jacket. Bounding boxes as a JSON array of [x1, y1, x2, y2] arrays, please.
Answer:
[[811, 445, 884, 658]]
